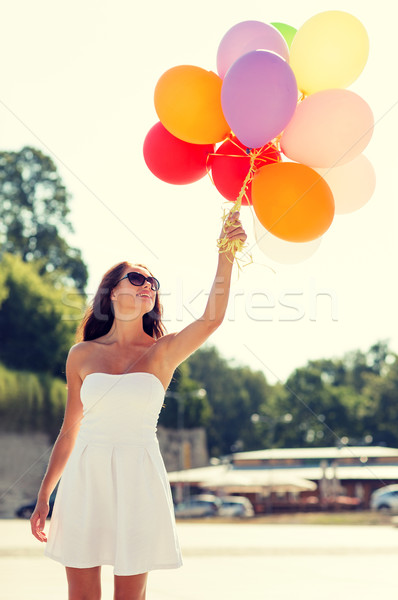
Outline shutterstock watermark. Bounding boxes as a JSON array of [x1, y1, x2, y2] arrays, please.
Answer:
[[61, 278, 339, 324]]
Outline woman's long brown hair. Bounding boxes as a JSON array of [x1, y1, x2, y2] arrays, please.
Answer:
[[75, 261, 166, 342]]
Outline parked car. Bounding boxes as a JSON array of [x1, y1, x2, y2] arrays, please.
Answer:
[[370, 485, 398, 512], [174, 494, 222, 518], [15, 490, 57, 519], [218, 496, 255, 518]]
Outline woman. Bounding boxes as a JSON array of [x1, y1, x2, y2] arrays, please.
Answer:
[[30, 212, 247, 600]]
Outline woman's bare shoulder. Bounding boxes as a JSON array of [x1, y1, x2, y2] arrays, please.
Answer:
[[150, 333, 180, 366], [152, 333, 175, 351], [68, 340, 97, 358], [66, 341, 98, 373], [156, 332, 177, 343]]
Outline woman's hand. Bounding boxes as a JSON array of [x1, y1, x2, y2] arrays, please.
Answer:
[[30, 499, 49, 542], [218, 211, 247, 258]]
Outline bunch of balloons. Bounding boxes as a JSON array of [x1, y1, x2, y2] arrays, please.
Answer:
[[143, 10, 374, 264]]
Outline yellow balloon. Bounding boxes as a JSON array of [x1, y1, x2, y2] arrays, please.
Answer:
[[289, 11, 369, 95], [154, 66, 230, 144]]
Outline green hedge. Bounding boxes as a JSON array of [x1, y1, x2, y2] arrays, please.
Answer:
[[0, 362, 66, 440]]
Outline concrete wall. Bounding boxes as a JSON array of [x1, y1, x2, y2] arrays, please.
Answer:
[[0, 427, 208, 518], [0, 433, 52, 518], [157, 427, 209, 472]]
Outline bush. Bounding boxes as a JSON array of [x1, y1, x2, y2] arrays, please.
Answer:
[[0, 362, 66, 440]]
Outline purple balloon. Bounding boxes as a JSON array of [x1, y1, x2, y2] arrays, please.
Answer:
[[221, 50, 298, 149], [217, 20, 289, 79]]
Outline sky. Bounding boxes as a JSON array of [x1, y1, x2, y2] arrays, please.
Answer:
[[1, 0, 397, 385]]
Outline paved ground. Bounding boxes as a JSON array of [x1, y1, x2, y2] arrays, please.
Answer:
[[1, 519, 398, 599]]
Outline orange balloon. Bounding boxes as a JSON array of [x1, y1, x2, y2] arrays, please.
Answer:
[[252, 162, 335, 242], [154, 66, 230, 144]]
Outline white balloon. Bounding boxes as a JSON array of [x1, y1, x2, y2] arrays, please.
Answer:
[[315, 154, 376, 214], [253, 212, 321, 264]]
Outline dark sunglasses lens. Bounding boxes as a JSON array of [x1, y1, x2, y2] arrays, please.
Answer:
[[149, 277, 160, 291], [128, 272, 146, 286], [127, 272, 159, 291]]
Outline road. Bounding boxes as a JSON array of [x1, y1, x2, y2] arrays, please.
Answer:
[[1, 519, 397, 599]]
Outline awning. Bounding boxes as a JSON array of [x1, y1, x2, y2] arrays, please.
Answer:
[[168, 465, 317, 492]]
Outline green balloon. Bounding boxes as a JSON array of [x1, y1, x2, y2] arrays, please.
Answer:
[[271, 22, 297, 49]]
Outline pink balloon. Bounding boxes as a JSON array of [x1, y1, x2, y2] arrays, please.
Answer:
[[315, 154, 376, 214], [221, 50, 298, 149], [281, 89, 374, 167], [217, 20, 289, 79]]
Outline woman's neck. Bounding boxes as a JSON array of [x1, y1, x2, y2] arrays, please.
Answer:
[[106, 317, 150, 347]]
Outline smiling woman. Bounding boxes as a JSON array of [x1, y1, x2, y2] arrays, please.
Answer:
[[29, 212, 247, 600]]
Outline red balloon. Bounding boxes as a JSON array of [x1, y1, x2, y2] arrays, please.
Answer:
[[143, 122, 214, 185], [210, 137, 280, 204]]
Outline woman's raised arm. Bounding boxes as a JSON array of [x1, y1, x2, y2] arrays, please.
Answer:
[[159, 212, 247, 370]]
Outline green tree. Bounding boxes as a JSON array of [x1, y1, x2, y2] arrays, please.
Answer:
[[268, 366, 352, 448], [0, 146, 88, 292], [270, 343, 394, 449], [307, 357, 348, 387], [185, 346, 272, 456], [0, 253, 85, 376], [158, 361, 212, 429], [0, 362, 67, 439], [342, 341, 392, 393], [361, 354, 398, 446]]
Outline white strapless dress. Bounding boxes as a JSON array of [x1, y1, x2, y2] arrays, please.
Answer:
[[44, 372, 183, 576]]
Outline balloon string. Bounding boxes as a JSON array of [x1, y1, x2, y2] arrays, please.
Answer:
[[208, 152, 280, 164], [217, 150, 260, 268], [206, 136, 281, 196], [205, 136, 283, 272]]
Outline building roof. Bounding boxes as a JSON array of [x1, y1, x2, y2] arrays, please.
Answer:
[[232, 446, 398, 462], [270, 464, 398, 482], [167, 464, 317, 491], [167, 447, 398, 495], [167, 462, 398, 488]]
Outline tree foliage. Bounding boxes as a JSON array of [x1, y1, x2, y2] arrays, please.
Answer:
[[163, 341, 398, 457], [0, 146, 88, 292], [361, 356, 398, 447], [0, 362, 66, 441], [158, 361, 213, 430], [184, 346, 273, 456], [0, 253, 85, 376]]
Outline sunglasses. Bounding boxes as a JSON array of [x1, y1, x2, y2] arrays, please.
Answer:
[[115, 271, 160, 292]]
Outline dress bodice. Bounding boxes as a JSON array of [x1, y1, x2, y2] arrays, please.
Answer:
[[78, 372, 165, 446]]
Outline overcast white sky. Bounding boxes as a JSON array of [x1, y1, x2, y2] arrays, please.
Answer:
[[1, 0, 397, 384]]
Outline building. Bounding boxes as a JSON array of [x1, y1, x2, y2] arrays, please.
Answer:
[[168, 446, 398, 513]]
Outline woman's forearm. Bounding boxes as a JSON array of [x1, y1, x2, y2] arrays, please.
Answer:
[[37, 430, 78, 501], [201, 210, 246, 326], [202, 251, 234, 326]]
